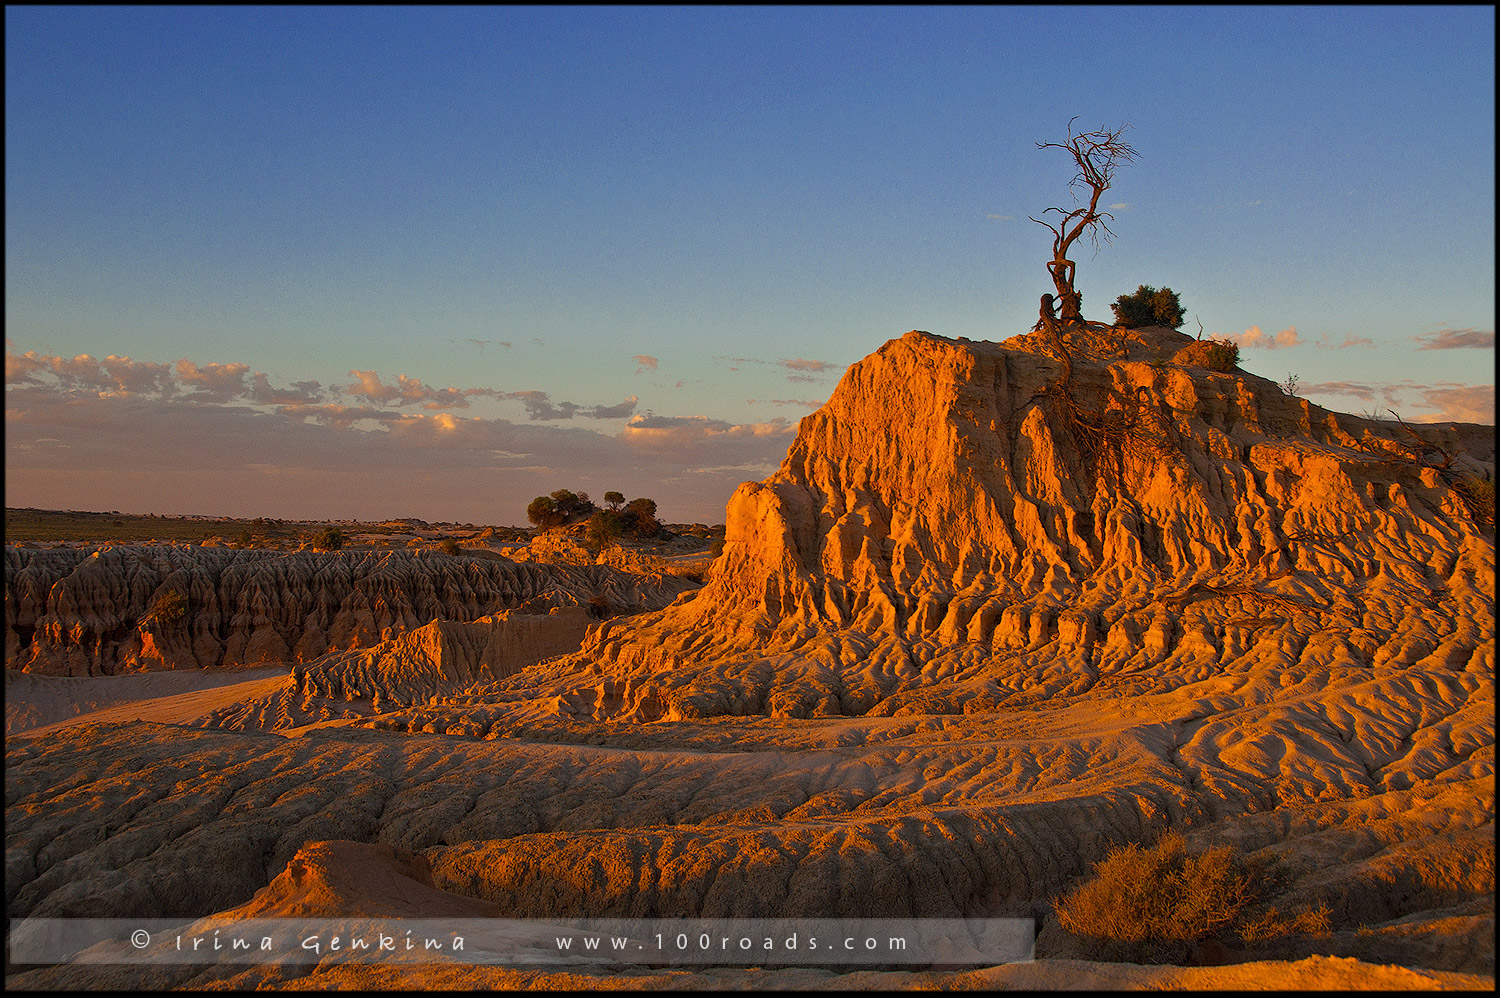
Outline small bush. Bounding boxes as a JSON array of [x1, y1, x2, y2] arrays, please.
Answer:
[[1112, 285, 1185, 329], [1452, 476, 1495, 527], [585, 509, 624, 551], [311, 527, 345, 551], [1052, 830, 1250, 963], [141, 588, 188, 629], [1173, 337, 1240, 372]]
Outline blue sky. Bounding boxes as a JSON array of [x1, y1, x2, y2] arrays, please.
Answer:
[[6, 6, 1494, 524]]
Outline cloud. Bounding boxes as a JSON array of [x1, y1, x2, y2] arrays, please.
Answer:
[[344, 370, 478, 409], [1411, 384, 1495, 424], [503, 390, 639, 421], [778, 358, 833, 373], [274, 402, 400, 430], [633, 355, 658, 373], [1414, 328, 1494, 351], [3, 346, 805, 522], [777, 358, 842, 383], [986, 214, 1015, 221], [175, 359, 251, 402], [1300, 380, 1399, 407], [1222, 326, 1300, 350], [1315, 333, 1375, 350], [746, 398, 824, 409], [248, 373, 328, 405], [1107, 202, 1131, 211], [589, 395, 640, 420], [5, 351, 185, 398], [1300, 379, 1494, 425], [619, 412, 795, 466]]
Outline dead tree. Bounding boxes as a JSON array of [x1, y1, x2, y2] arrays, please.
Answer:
[[1021, 120, 1180, 491], [1029, 118, 1138, 329]]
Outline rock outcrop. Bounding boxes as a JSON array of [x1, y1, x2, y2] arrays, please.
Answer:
[[4, 547, 696, 676], [201, 607, 593, 731], [487, 326, 1493, 722]]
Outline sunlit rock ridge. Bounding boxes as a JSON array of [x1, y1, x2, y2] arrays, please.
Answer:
[[493, 325, 1494, 722]]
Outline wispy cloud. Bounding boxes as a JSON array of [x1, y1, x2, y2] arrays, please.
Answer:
[[746, 398, 823, 409], [1411, 384, 1495, 423], [504, 390, 639, 421], [620, 412, 795, 465], [1300, 379, 1494, 425], [1222, 325, 1300, 350], [1315, 333, 1374, 350], [633, 355, 658, 373], [4, 349, 795, 521], [1414, 327, 1494, 351], [776, 357, 842, 383]]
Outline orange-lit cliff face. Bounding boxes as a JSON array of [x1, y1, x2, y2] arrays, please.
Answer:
[[515, 326, 1493, 721]]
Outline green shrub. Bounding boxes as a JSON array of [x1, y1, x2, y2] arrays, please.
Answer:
[[141, 588, 188, 629], [527, 489, 596, 528], [311, 526, 345, 551], [1173, 337, 1240, 372], [623, 497, 661, 538], [585, 509, 624, 550], [1112, 285, 1185, 329]]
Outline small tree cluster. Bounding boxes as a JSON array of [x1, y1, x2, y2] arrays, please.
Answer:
[[1112, 285, 1185, 329], [311, 526, 345, 551], [584, 496, 662, 548], [526, 489, 596, 529]]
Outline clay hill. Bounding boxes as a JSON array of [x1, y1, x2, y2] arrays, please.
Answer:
[[6, 325, 1494, 990]]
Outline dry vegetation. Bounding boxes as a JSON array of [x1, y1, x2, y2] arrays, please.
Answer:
[[1052, 829, 1333, 964]]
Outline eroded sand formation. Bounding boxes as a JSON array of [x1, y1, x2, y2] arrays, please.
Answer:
[[4, 546, 695, 676], [7, 326, 1493, 989]]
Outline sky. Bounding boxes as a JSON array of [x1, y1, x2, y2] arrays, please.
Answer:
[[5, 5, 1494, 526]]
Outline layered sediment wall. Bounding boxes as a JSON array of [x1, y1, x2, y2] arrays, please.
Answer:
[[4, 546, 696, 676]]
